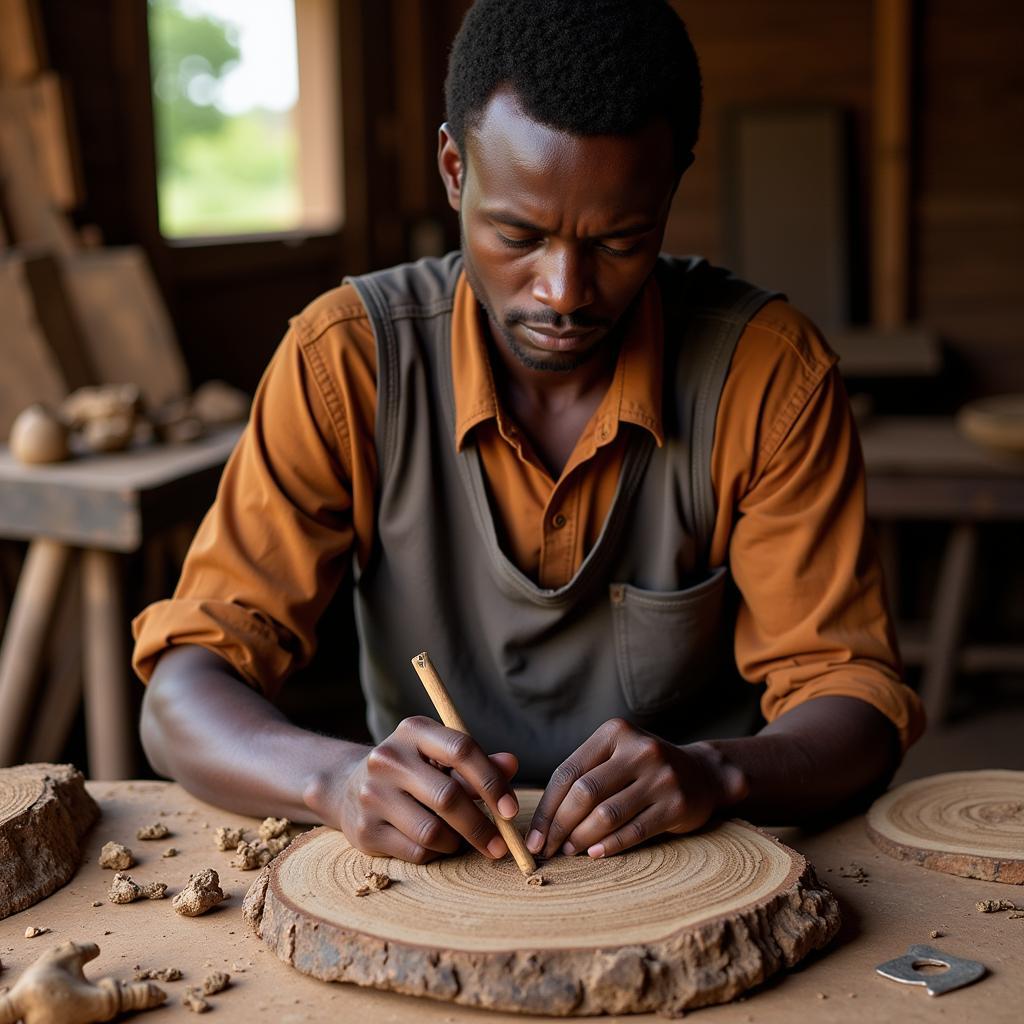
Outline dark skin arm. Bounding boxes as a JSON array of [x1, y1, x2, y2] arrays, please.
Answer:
[[141, 645, 521, 864], [525, 696, 901, 859]]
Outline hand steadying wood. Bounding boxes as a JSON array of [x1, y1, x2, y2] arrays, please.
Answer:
[[0, 941, 165, 1024], [411, 653, 537, 876]]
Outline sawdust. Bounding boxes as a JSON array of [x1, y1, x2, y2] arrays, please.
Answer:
[[976, 899, 1017, 913], [181, 987, 210, 1013], [134, 966, 183, 982], [98, 841, 134, 870], [837, 863, 869, 884], [23, 927, 49, 938], [108, 873, 167, 904], [172, 869, 227, 916], [137, 822, 171, 840], [214, 826, 246, 851], [201, 971, 230, 995], [354, 871, 392, 897], [162, 847, 179, 858]]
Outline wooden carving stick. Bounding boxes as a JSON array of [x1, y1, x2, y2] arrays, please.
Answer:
[[411, 651, 537, 876]]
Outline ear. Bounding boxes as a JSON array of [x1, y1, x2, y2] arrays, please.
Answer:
[[437, 123, 465, 212]]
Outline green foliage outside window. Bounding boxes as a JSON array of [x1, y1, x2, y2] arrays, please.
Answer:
[[149, 0, 300, 237]]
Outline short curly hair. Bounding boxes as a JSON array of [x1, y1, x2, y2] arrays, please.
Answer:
[[445, 0, 702, 172]]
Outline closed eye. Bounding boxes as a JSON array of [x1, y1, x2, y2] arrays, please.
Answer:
[[496, 231, 539, 249]]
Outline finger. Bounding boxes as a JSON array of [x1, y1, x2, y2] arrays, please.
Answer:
[[357, 820, 444, 865], [564, 779, 652, 853], [382, 790, 463, 855], [584, 804, 670, 859], [400, 764, 509, 860], [413, 722, 520, 820], [540, 759, 635, 858], [527, 728, 618, 855], [453, 751, 519, 796]]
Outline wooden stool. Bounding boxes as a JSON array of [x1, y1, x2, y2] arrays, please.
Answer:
[[0, 426, 241, 778], [861, 416, 1024, 725]]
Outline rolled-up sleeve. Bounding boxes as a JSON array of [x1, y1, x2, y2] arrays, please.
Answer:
[[712, 304, 926, 752], [132, 291, 377, 699]]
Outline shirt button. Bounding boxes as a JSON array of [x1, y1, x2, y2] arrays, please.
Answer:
[[552, 512, 567, 529]]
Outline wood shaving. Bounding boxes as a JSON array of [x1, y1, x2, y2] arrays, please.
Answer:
[[137, 822, 171, 840], [527, 874, 547, 887], [202, 971, 231, 995], [162, 847, 179, 858], [98, 841, 134, 870], [354, 871, 392, 896], [976, 899, 1017, 913], [258, 816, 290, 842], [23, 927, 49, 938], [214, 826, 246, 851], [172, 868, 227, 916], [135, 965, 183, 982], [182, 987, 210, 1013]]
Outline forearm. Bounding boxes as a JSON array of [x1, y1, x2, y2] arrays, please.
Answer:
[[141, 645, 367, 823], [689, 695, 901, 823]]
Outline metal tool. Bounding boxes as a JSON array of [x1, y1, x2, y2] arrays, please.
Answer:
[[875, 944, 986, 996]]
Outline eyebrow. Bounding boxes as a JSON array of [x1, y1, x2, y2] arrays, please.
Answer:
[[485, 211, 657, 240]]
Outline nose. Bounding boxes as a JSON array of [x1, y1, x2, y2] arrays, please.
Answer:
[[530, 245, 595, 318]]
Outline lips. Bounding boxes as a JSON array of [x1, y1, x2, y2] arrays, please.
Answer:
[[520, 324, 598, 350]]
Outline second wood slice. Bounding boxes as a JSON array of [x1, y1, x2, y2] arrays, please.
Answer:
[[244, 792, 839, 1016], [867, 769, 1024, 883]]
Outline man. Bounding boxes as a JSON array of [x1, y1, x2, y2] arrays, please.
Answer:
[[135, 0, 924, 866]]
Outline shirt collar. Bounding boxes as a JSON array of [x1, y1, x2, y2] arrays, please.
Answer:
[[452, 271, 664, 452]]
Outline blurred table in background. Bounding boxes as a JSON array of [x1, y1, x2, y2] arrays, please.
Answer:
[[861, 416, 1024, 725], [0, 426, 241, 778]]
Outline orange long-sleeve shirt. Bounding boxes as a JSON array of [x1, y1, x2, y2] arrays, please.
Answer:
[[132, 271, 925, 751]]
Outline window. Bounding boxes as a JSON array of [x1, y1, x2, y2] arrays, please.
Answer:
[[148, 0, 342, 239]]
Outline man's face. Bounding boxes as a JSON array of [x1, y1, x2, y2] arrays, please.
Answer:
[[439, 89, 680, 373]]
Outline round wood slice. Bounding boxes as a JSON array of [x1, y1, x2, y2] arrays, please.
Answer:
[[867, 769, 1024, 884], [243, 792, 840, 1016], [0, 762, 100, 920]]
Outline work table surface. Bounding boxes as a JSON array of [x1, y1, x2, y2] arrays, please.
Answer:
[[0, 781, 1020, 1022]]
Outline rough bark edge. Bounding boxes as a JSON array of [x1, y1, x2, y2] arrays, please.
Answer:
[[0, 763, 101, 920], [243, 823, 841, 1016], [866, 822, 1024, 885]]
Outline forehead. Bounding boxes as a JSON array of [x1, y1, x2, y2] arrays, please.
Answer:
[[464, 89, 675, 222]]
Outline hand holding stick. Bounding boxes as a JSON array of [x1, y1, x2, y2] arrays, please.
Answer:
[[411, 652, 537, 876]]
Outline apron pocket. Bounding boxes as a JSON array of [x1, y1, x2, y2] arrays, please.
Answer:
[[610, 566, 730, 716]]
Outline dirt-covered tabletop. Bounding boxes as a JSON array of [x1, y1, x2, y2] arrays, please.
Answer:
[[0, 780, 1020, 1022]]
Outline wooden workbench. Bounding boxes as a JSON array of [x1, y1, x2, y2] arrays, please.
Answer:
[[0, 781, 1020, 1022]]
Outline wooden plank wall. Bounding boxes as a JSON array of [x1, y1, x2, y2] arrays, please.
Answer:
[[35, 0, 1023, 399]]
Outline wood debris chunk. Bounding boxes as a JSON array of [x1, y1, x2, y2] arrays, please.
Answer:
[[23, 926, 49, 938], [182, 987, 210, 1013], [214, 826, 246, 851], [930, 929, 944, 938], [137, 822, 170, 841], [134, 965, 183, 982], [172, 868, 227, 916], [258, 816, 290, 842], [108, 873, 167, 904], [162, 847, 179, 858], [91, 901, 103, 908], [1009, 911, 1024, 920], [202, 970, 230, 995], [976, 899, 1017, 913], [527, 874, 547, 887], [354, 871, 392, 897], [98, 841, 134, 870]]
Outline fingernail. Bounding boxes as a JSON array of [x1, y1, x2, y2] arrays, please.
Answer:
[[487, 835, 508, 859], [498, 794, 519, 819], [562, 841, 575, 856], [588, 843, 605, 858], [526, 829, 543, 853]]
